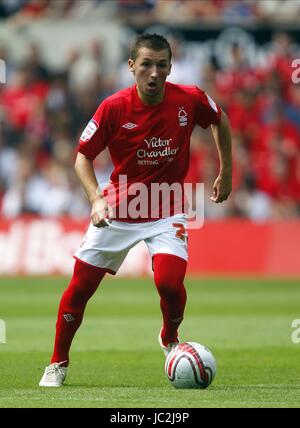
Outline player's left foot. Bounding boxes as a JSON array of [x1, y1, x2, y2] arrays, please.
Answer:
[[39, 361, 68, 387], [158, 329, 180, 357]]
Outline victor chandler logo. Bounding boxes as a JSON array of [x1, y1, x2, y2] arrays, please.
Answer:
[[137, 137, 179, 161], [144, 137, 172, 148]]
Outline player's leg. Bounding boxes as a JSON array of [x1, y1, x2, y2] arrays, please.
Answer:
[[39, 260, 106, 387], [153, 254, 187, 350], [50, 259, 106, 367], [53, 220, 136, 368], [40, 221, 143, 386], [145, 216, 188, 355]]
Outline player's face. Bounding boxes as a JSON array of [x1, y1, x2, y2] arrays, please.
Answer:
[[128, 47, 171, 105]]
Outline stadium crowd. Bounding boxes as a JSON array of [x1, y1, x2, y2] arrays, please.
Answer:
[[1, 1, 300, 220], [1, 0, 300, 24]]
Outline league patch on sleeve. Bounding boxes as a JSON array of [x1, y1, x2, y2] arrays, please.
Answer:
[[80, 119, 99, 142], [206, 94, 218, 113]]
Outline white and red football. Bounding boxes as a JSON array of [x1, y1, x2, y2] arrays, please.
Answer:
[[165, 342, 217, 389]]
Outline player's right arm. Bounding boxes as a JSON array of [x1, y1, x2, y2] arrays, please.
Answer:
[[76, 99, 115, 227], [75, 152, 113, 227]]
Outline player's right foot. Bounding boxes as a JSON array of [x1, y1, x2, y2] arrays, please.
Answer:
[[39, 361, 68, 387], [158, 329, 180, 357]]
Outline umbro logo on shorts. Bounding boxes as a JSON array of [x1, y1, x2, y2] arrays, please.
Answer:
[[122, 122, 138, 129]]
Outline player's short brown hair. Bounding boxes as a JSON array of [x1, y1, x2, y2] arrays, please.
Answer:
[[130, 33, 172, 62]]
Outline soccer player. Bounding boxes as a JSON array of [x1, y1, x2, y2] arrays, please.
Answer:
[[39, 33, 232, 387]]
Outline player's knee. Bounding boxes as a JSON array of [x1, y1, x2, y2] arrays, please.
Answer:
[[153, 254, 187, 296], [154, 272, 185, 298], [156, 282, 184, 299], [68, 286, 90, 307], [64, 277, 99, 307], [65, 260, 105, 306]]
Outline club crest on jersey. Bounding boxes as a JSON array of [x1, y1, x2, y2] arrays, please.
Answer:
[[80, 119, 98, 142], [178, 107, 188, 127]]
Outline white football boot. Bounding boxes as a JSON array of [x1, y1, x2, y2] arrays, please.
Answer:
[[39, 361, 68, 387], [158, 329, 180, 357]]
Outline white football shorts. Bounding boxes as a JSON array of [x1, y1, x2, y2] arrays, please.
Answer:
[[74, 214, 188, 274]]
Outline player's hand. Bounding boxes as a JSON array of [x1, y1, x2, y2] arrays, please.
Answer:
[[210, 173, 232, 203], [91, 196, 114, 227]]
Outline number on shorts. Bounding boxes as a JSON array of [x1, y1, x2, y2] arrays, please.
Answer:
[[172, 223, 187, 242]]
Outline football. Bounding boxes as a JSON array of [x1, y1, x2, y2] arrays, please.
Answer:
[[165, 342, 217, 389]]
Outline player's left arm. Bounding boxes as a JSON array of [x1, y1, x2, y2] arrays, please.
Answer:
[[210, 110, 232, 203]]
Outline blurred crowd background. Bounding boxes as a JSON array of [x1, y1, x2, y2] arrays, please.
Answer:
[[1, 0, 300, 221]]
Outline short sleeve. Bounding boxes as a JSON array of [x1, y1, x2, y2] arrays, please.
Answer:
[[77, 100, 112, 160], [194, 87, 222, 129]]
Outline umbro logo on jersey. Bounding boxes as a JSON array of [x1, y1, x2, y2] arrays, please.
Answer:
[[122, 122, 138, 129]]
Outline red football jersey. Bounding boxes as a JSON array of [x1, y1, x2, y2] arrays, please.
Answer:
[[78, 82, 221, 221]]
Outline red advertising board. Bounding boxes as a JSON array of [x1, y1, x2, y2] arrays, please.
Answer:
[[0, 217, 299, 277], [187, 220, 300, 278]]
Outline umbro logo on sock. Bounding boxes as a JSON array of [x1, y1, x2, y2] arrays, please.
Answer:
[[63, 314, 75, 322]]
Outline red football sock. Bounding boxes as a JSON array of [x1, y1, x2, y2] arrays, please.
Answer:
[[153, 254, 187, 346], [51, 260, 106, 366]]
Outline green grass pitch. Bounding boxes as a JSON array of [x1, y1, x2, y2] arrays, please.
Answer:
[[0, 275, 300, 408]]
